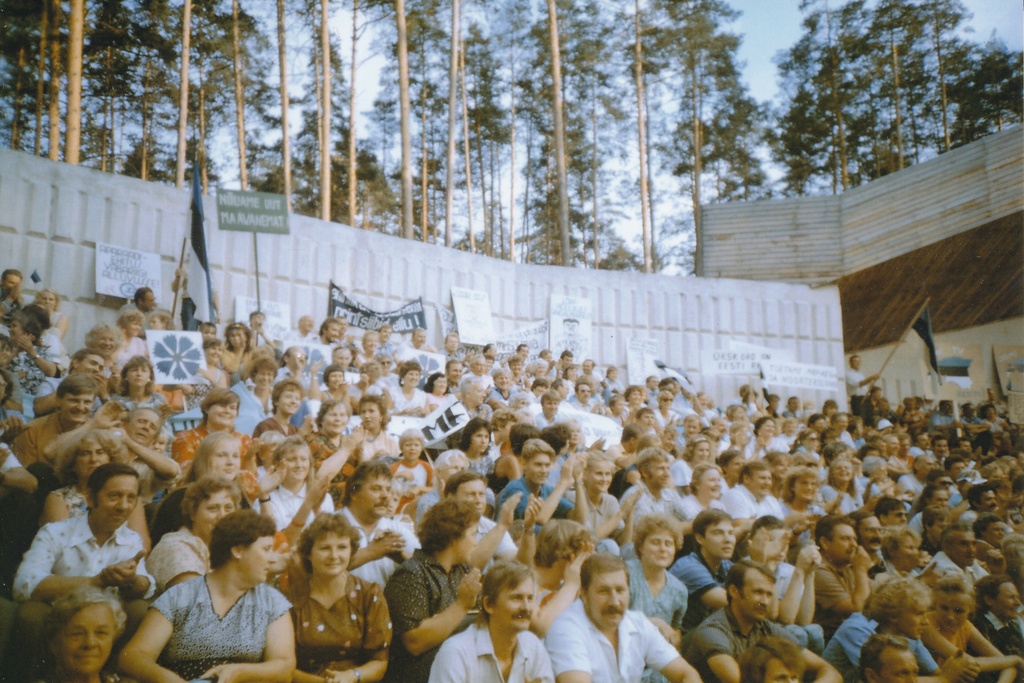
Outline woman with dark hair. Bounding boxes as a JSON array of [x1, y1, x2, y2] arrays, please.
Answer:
[[288, 514, 392, 683], [171, 388, 252, 466], [112, 355, 166, 413], [459, 417, 493, 478], [423, 372, 448, 411], [221, 322, 253, 379], [42, 586, 127, 683], [317, 363, 356, 412], [146, 475, 240, 592], [384, 498, 480, 683], [391, 360, 429, 417], [359, 394, 399, 459], [8, 308, 58, 395], [185, 338, 230, 411], [119, 510, 295, 682]]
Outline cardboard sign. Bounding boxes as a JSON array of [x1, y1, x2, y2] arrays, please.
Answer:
[[760, 360, 838, 392], [234, 296, 291, 344], [95, 242, 162, 299], [627, 338, 659, 384], [993, 345, 1024, 394], [147, 331, 208, 384], [451, 287, 495, 346], [386, 397, 472, 446], [216, 189, 289, 234], [549, 295, 593, 360]]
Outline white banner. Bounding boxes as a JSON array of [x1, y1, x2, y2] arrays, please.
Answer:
[[95, 242, 162, 299], [451, 287, 495, 345], [549, 294, 593, 360], [385, 396, 472, 446], [494, 320, 549, 361], [147, 331, 208, 384], [760, 360, 839, 392], [727, 340, 795, 362], [701, 349, 762, 375], [528, 401, 621, 447], [234, 296, 291, 344], [627, 338, 659, 385]]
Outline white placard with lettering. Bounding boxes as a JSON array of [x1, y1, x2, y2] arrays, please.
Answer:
[[450, 287, 495, 346]]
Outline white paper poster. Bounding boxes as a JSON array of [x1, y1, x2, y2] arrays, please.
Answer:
[[760, 359, 838, 392], [627, 339, 659, 385], [95, 242, 162, 299], [146, 331, 208, 384], [494, 320, 549, 361], [234, 296, 291, 344], [549, 294, 593, 360], [450, 287, 495, 346]]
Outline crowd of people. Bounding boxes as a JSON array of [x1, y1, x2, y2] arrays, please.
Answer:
[[0, 266, 1022, 683]]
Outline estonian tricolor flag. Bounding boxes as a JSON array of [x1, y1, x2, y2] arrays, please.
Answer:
[[187, 164, 216, 324]]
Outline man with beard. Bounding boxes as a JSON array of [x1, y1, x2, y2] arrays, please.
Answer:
[[428, 560, 554, 683], [545, 553, 701, 683], [682, 560, 840, 683], [341, 460, 420, 586], [813, 515, 873, 642]]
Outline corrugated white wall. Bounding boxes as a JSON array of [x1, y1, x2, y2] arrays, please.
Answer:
[[701, 127, 1024, 283], [0, 148, 846, 408]]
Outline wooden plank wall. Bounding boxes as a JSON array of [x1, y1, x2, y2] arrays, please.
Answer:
[[701, 126, 1024, 283]]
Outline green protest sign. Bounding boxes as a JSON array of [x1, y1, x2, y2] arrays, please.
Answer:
[[216, 189, 289, 234]]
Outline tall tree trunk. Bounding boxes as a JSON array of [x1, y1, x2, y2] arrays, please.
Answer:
[[644, 73, 657, 270], [320, 0, 331, 220], [35, 5, 47, 156], [100, 47, 112, 172], [11, 46, 26, 150], [47, 0, 61, 161], [176, 0, 192, 187], [474, 114, 490, 255], [590, 80, 599, 269], [348, 0, 358, 226], [890, 36, 904, 170], [277, 0, 292, 208], [141, 57, 151, 180], [691, 57, 703, 276], [508, 49, 516, 261], [232, 0, 249, 189], [545, 0, 571, 266], [459, 39, 475, 253], [634, 0, 652, 273], [198, 55, 208, 193], [421, 102, 429, 242], [521, 119, 532, 263], [65, 0, 84, 165], [443, 0, 460, 246], [313, 21, 324, 182], [933, 15, 951, 152], [395, 0, 414, 237]]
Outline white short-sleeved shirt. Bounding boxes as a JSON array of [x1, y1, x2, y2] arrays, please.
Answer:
[[720, 484, 785, 520], [255, 484, 334, 531], [545, 600, 680, 683], [13, 515, 155, 601], [429, 622, 554, 683], [340, 507, 420, 587], [477, 517, 518, 559]]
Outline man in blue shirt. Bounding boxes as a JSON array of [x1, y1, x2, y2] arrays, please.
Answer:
[[670, 509, 735, 631], [496, 438, 575, 523]]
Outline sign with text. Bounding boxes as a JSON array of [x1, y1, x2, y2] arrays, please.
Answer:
[[549, 294, 593, 360], [493, 320, 549, 361], [993, 345, 1024, 394], [234, 296, 291, 344], [329, 283, 427, 333], [627, 338, 659, 385], [760, 360, 838, 392], [701, 349, 762, 375], [216, 189, 289, 234], [727, 340, 795, 362], [385, 396, 471, 446], [95, 242, 162, 299], [451, 287, 495, 345]]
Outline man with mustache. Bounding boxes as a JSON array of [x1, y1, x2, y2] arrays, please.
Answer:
[[428, 560, 553, 683], [813, 515, 874, 642], [545, 553, 701, 683], [681, 560, 841, 683], [341, 460, 420, 587]]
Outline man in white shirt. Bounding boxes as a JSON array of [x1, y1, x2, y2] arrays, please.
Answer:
[[444, 470, 524, 567], [622, 448, 689, 526], [429, 560, 554, 683], [545, 553, 701, 683], [720, 460, 785, 532], [11, 463, 154, 679], [341, 460, 420, 587], [928, 521, 989, 588], [845, 355, 878, 416]]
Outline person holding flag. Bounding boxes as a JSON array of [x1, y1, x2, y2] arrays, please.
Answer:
[[171, 165, 219, 331]]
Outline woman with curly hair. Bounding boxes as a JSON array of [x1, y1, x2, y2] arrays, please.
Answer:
[[42, 586, 127, 683], [221, 322, 253, 378], [820, 457, 864, 515], [627, 514, 687, 674], [113, 309, 148, 369]]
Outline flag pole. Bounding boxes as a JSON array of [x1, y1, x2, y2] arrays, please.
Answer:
[[170, 237, 187, 325], [873, 296, 931, 384]]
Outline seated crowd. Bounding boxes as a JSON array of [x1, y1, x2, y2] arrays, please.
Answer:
[[0, 268, 1023, 683]]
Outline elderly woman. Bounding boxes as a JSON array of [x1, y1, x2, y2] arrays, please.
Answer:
[[146, 476, 240, 592], [171, 388, 252, 466], [42, 586, 126, 683], [112, 355, 166, 413], [923, 576, 1024, 683], [875, 527, 927, 581], [152, 432, 258, 545], [822, 576, 941, 682], [114, 309, 148, 368], [120, 510, 294, 681], [627, 514, 687, 678], [84, 323, 120, 376], [305, 398, 364, 505], [288, 514, 392, 683]]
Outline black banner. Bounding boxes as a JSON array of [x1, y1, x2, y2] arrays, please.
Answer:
[[328, 282, 428, 333]]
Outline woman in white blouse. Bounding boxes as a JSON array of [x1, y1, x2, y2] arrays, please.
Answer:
[[256, 435, 334, 533]]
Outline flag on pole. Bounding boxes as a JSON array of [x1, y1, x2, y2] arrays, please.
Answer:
[[911, 305, 940, 379], [187, 163, 216, 324]]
